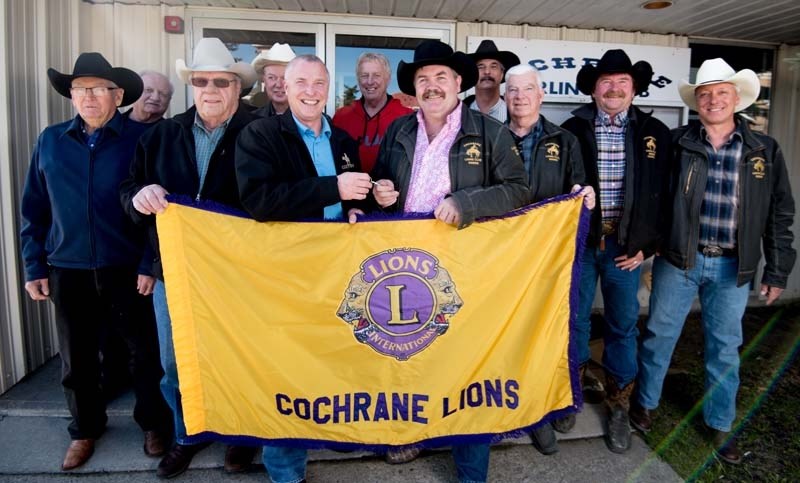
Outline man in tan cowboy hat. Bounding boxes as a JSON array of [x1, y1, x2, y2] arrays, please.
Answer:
[[365, 39, 528, 481], [20, 52, 171, 471], [633, 58, 795, 465], [561, 48, 671, 454], [464, 39, 520, 122], [120, 37, 259, 478], [252, 42, 296, 117]]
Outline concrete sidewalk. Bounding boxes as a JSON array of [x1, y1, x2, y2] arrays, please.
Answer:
[[0, 359, 681, 482]]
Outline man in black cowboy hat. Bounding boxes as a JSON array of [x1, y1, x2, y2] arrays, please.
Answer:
[[20, 52, 171, 471], [366, 39, 528, 482], [464, 39, 520, 123], [560, 49, 671, 454]]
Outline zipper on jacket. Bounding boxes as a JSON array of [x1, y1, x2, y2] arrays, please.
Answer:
[[684, 161, 696, 195], [88, 148, 97, 267]]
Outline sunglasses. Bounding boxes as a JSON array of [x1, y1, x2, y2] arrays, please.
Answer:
[[190, 77, 238, 88]]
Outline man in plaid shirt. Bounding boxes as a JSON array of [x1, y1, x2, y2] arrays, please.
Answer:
[[561, 49, 671, 454], [632, 58, 795, 465]]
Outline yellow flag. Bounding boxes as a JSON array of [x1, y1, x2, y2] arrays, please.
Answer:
[[157, 195, 587, 449]]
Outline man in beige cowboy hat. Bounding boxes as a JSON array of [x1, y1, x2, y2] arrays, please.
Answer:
[[252, 42, 296, 117], [20, 52, 171, 471], [633, 57, 795, 465], [120, 37, 259, 478]]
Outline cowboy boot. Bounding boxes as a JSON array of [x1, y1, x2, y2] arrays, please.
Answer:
[[604, 374, 633, 454]]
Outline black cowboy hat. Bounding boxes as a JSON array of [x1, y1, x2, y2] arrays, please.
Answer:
[[397, 40, 478, 96], [576, 49, 654, 96], [47, 52, 143, 107], [467, 40, 521, 81]]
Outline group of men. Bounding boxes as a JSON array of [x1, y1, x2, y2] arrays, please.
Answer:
[[20, 31, 794, 483]]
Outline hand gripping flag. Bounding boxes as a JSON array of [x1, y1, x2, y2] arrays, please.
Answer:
[[157, 194, 589, 450]]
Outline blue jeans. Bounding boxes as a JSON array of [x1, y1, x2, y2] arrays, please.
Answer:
[[153, 279, 188, 444], [576, 233, 641, 387], [261, 444, 490, 483], [637, 255, 748, 432]]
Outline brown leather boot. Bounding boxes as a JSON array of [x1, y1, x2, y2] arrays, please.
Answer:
[[629, 401, 653, 433], [62, 439, 95, 470], [604, 374, 633, 454]]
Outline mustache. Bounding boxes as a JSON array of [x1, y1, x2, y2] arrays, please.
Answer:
[[603, 91, 627, 98], [422, 88, 445, 99], [480, 76, 498, 82]]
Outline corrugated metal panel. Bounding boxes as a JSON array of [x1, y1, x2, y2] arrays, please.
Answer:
[[770, 45, 800, 298], [83, 0, 800, 44], [0, 0, 79, 393]]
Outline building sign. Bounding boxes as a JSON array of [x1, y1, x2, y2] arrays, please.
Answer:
[[468, 37, 691, 106]]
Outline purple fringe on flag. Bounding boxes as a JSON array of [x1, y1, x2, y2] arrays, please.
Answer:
[[176, 191, 591, 451]]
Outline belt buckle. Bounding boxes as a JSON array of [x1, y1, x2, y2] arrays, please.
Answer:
[[702, 245, 723, 257], [601, 221, 617, 236]]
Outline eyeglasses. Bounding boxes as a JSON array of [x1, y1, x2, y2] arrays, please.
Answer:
[[190, 77, 238, 88], [70, 86, 117, 97]]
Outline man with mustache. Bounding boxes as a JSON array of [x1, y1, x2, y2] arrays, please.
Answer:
[[363, 39, 528, 482], [464, 39, 520, 123], [561, 49, 670, 454]]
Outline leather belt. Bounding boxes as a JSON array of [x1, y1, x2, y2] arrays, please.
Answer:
[[698, 244, 736, 258]]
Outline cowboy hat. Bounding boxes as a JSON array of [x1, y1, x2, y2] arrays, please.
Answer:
[[252, 43, 297, 75], [678, 58, 760, 112], [47, 52, 143, 107], [397, 40, 478, 96], [467, 40, 521, 81], [576, 49, 653, 96], [176, 37, 257, 88]]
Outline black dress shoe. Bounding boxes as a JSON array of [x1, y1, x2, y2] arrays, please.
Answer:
[[629, 402, 652, 433], [224, 445, 258, 473], [711, 430, 742, 465], [157, 442, 211, 479], [531, 424, 559, 455]]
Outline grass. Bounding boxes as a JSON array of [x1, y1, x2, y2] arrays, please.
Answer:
[[635, 303, 800, 482]]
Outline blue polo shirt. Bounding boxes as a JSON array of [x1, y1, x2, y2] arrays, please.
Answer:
[[292, 114, 343, 220]]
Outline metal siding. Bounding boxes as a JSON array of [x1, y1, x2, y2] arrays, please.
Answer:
[[771, 44, 800, 298]]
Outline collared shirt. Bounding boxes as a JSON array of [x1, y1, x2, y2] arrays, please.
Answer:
[[192, 113, 230, 198], [594, 109, 628, 225], [699, 125, 743, 249], [470, 97, 507, 123], [80, 119, 106, 150], [293, 114, 343, 220], [405, 103, 463, 213], [508, 119, 544, 178]]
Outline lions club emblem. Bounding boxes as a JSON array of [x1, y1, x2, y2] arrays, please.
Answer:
[[337, 249, 463, 361]]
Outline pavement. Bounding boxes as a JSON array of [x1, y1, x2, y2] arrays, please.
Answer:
[[0, 358, 682, 483]]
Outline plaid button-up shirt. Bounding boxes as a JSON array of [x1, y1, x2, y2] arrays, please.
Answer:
[[595, 109, 628, 225], [192, 113, 230, 198], [699, 126, 743, 249]]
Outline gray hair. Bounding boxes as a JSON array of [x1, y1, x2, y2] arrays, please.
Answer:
[[285, 54, 329, 81], [356, 52, 391, 77], [505, 63, 541, 85], [138, 70, 174, 96]]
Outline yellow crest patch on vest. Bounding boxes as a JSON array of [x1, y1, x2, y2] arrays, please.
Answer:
[[545, 143, 560, 162], [752, 157, 766, 179], [464, 142, 482, 165], [644, 136, 657, 159]]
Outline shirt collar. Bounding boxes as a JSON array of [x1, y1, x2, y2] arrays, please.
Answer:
[[596, 109, 628, 128], [193, 112, 231, 134], [700, 121, 743, 146], [417, 101, 463, 130], [292, 113, 331, 138]]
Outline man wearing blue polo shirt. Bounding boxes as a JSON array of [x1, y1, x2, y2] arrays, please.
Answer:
[[235, 54, 370, 483]]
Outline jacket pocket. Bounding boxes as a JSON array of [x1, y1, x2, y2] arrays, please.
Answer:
[[683, 159, 698, 196]]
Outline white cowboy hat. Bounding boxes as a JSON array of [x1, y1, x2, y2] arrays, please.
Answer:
[[678, 58, 760, 112], [252, 43, 297, 75], [176, 37, 257, 88]]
